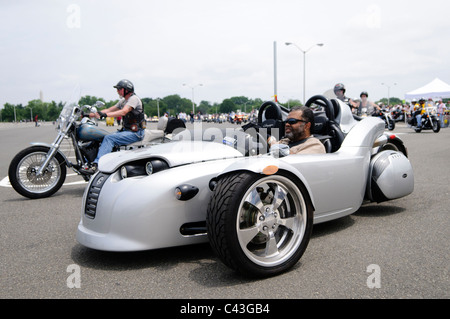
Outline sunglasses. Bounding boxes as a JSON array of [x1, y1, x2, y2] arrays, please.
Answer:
[[285, 118, 308, 125]]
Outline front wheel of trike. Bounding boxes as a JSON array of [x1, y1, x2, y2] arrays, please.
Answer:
[[206, 171, 313, 278]]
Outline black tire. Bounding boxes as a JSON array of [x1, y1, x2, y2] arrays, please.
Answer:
[[432, 119, 441, 133], [8, 146, 67, 199], [379, 142, 399, 153], [387, 118, 395, 131], [206, 171, 313, 277], [379, 138, 408, 157]]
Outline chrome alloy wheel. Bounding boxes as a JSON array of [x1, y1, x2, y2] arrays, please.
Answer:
[[236, 175, 307, 268]]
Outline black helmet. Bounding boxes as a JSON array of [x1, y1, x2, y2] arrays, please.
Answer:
[[360, 91, 368, 98], [113, 79, 134, 93], [334, 83, 346, 93]]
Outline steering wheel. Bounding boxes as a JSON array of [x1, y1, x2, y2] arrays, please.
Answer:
[[305, 95, 335, 121]]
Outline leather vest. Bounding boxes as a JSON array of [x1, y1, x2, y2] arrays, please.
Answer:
[[123, 95, 146, 131]]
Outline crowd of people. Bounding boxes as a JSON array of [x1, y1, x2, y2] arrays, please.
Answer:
[[333, 83, 449, 127]]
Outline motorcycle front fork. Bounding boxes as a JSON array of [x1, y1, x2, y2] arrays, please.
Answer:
[[36, 131, 67, 176], [36, 127, 87, 174]]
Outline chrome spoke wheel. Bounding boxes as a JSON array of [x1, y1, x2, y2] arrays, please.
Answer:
[[17, 151, 62, 194], [9, 146, 66, 199]]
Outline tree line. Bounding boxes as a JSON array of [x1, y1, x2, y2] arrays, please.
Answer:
[[0, 95, 275, 122], [1, 93, 405, 122]]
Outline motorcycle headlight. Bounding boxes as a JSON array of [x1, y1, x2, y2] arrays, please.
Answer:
[[119, 159, 168, 180]]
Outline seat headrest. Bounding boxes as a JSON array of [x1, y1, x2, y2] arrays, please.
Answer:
[[312, 112, 328, 135], [331, 99, 340, 123], [264, 106, 279, 120], [165, 118, 186, 134]]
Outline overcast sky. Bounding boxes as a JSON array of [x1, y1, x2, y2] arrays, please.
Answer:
[[1, 0, 449, 108]]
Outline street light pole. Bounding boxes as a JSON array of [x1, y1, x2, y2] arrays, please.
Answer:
[[381, 82, 397, 106], [274, 41, 278, 102], [183, 83, 203, 114], [156, 98, 160, 118], [285, 42, 324, 104]]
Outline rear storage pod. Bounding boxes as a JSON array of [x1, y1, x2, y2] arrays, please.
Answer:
[[367, 151, 414, 203]]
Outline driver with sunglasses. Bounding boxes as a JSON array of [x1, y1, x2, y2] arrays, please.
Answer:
[[269, 106, 325, 155]]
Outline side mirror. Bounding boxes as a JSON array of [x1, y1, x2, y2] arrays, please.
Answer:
[[82, 105, 97, 113]]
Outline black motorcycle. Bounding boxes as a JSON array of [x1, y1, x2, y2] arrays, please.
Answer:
[[391, 109, 405, 122], [408, 107, 440, 133]]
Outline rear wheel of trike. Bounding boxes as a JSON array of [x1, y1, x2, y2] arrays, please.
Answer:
[[8, 146, 67, 199], [206, 171, 313, 277]]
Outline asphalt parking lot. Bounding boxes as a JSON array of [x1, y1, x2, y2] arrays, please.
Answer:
[[0, 119, 448, 302]]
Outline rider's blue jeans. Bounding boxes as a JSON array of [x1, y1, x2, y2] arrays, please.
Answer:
[[94, 129, 144, 164], [416, 114, 422, 127]]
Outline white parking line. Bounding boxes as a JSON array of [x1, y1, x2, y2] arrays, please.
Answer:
[[62, 180, 87, 186], [0, 176, 11, 187]]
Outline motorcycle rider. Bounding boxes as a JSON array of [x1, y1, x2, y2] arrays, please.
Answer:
[[357, 91, 380, 116], [83, 79, 145, 174], [409, 99, 417, 116], [413, 98, 426, 128], [333, 83, 357, 112], [437, 98, 446, 127]]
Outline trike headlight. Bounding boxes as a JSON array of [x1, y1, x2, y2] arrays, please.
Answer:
[[119, 159, 168, 180]]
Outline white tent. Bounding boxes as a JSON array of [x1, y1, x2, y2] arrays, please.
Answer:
[[405, 78, 450, 100]]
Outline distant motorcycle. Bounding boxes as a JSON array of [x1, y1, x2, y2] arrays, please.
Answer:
[[391, 109, 405, 122], [408, 107, 440, 133], [373, 110, 395, 131]]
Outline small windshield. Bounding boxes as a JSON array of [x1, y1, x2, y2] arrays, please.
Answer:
[[60, 103, 75, 118], [60, 85, 81, 118], [65, 85, 81, 112], [57, 85, 81, 130]]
